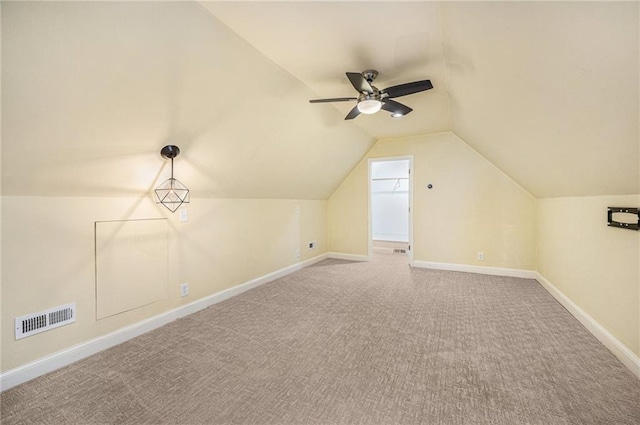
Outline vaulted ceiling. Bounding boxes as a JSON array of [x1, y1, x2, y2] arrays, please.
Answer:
[[2, 1, 638, 199], [202, 1, 451, 140], [204, 1, 639, 198]]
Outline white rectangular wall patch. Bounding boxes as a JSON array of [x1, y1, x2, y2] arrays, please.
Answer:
[[95, 219, 168, 320]]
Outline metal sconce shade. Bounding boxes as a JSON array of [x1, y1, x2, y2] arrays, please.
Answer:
[[155, 145, 190, 212], [155, 178, 190, 212]]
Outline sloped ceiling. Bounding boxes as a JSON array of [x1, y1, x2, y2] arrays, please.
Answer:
[[441, 2, 639, 198], [1, 1, 375, 199], [204, 1, 639, 198], [2, 1, 638, 200], [201, 1, 451, 140]]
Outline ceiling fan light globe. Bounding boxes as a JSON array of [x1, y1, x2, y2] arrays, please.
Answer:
[[357, 99, 382, 114]]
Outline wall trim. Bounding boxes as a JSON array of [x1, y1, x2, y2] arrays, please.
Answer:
[[413, 260, 537, 279], [327, 252, 370, 262], [535, 272, 640, 379], [0, 253, 329, 392]]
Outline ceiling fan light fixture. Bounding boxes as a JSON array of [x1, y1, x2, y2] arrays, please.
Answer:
[[309, 70, 432, 120], [357, 99, 382, 114]]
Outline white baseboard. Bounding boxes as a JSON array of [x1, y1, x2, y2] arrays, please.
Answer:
[[0, 253, 329, 392], [328, 252, 370, 262], [412, 260, 537, 279], [535, 272, 640, 379], [5, 254, 637, 391]]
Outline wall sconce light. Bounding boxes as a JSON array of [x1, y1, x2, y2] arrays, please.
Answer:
[[155, 145, 190, 213]]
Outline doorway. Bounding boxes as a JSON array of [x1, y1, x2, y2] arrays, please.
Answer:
[[368, 156, 413, 265]]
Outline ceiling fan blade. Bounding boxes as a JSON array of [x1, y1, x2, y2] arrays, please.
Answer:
[[382, 80, 433, 98], [381, 99, 413, 116], [309, 97, 357, 103], [344, 105, 361, 120], [346, 72, 374, 93]]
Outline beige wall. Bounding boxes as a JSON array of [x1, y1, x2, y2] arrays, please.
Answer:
[[443, 2, 639, 198], [537, 195, 640, 357], [328, 132, 537, 270], [326, 160, 370, 256], [2, 1, 342, 374], [2, 0, 637, 382], [1, 196, 326, 371], [2, 1, 374, 200]]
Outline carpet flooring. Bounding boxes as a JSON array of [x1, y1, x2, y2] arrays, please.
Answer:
[[2, 254, 639, 424]]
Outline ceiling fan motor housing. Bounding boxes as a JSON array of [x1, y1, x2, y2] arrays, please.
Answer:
[[362, 69, 378, 83]]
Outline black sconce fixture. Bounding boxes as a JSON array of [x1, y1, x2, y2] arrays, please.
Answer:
[[607, 207, 639, 231], [155, 145, 190, 212]]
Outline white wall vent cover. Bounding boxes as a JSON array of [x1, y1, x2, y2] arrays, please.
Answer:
[[15, 303, 76, 340]]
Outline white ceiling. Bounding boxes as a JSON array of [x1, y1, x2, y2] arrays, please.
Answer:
[[2, 1, 638, 199]]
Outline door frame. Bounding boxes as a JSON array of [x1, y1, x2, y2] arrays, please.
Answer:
[[367, 155, 414, 266]]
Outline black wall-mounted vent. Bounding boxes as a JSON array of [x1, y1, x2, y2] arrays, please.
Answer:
[[607, 207, 639, 231]]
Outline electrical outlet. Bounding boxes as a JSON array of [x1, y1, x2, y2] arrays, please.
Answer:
[[308, 241, 317, 250], [295, 249, 300, 258], [477, 252, 485, 261], [180, 283, 189, 297]]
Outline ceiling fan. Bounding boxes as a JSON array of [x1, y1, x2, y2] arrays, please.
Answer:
[[309, 70, 433, 120]]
